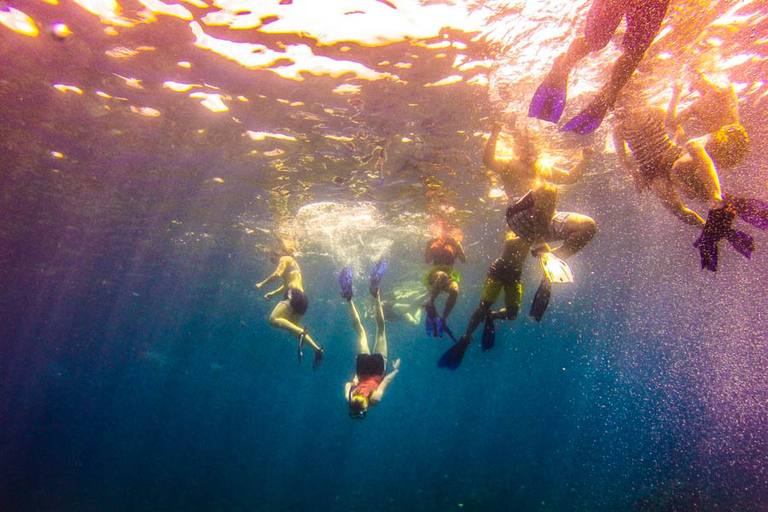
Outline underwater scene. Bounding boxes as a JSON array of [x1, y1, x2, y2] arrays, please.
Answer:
[[1, 0, 768, 510]]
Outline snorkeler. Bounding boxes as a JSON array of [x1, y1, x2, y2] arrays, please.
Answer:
[[612, 94, 767, 271], [484, 121, 597, 302], [529, 0, 670, 134], [439, 185, 568, 371], [255, 246, 324, 370], [423, 228, 467, 338], [340, 264, 401, 419], [666, 70, 749, 169]]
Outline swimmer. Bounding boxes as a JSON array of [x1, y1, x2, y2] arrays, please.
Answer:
[[484, 121, 598, 263], [438, 184, 566, 370], [423, 227, 467, 338], [340, 265, 401, 419], [255, 245, 323, 370], [612, 95, 767, 271], [529, 0, 671, 134], [666, 70, 749, 169]]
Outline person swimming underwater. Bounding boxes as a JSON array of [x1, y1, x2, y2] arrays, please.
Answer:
[[340, 263, 401, 419], [529, 0, 670, 134]]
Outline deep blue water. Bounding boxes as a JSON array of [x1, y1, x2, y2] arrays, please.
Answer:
[[2, 147, 768, 511]]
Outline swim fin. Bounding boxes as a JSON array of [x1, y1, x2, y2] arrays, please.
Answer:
[[312, 347, 324, 371], [425, 304, 443, 338], [530, 278, 552, 322], [694, 207, 736, 272], [369, 260, 388, 296], [481, 316, 495, 352], [725, 229, 755, 259], [724, 195, 768, 230], [437, 334, 471, 370], [539, 252, 573, 284], [561, 107, 607, 135], [528, 81, 567, 123], [339, 266, 354, 301]]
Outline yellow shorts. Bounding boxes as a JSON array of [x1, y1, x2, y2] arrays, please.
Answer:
[[480, 275, 522, 314], [423, 265, 461, 287]]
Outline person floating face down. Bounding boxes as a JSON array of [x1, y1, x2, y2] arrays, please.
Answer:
[[612, 94, 768, 271], [255, 248, 324, 370], [423, 228, 467, 337], [529, 0, 671, 134], [341, 266, 401, 419], [666, 70, 750, 170], [438, 184, 571, 371]]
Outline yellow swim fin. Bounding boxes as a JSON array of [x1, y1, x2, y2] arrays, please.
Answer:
[[539, 252, 573, 284]]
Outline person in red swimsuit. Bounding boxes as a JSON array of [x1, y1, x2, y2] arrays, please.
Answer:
[[342, 271, 400, 419]]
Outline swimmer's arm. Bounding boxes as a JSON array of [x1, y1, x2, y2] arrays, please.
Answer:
[[424, 239, 434, 263], [344, 382, 353, 402], [483, 122, 511, 173], [255, 257, 289, 289], [263, 284, 284, 300], [454, 239, 467, 263], [551, 147, 594, 184], [370, 359, 400, 405]]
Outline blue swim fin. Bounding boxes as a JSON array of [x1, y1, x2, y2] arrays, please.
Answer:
[[369, 260, 388, 296], [530, 278, 552, 322], [481, 316, 495, 352], [561, 108, 606, 135], [437, 334, 471, 370], [529, 81, 567, 123], [529, 63, 568, 124], [339, 266, 354, 300], [424, 304, 443, 338]]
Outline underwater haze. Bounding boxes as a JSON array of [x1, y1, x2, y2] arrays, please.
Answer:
[[1, 0, 768, 510]]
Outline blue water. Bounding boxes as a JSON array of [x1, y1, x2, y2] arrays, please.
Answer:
[[2, 1, 768, 510], [2, 149, 767, 511]]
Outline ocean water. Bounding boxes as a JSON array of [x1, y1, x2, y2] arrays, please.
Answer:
[[1, 1, 768, 511]]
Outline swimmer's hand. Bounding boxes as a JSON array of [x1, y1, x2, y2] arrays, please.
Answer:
[[392, 358, 401, 371], [263, 291, 274, 300]]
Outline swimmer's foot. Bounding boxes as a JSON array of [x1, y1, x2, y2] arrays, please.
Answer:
[[312, 347, 324, 371]]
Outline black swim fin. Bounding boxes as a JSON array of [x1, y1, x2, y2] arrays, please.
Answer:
[[530, 278, 552, 322], [481, 316, 495, 352], [725, 229, 755, 259], [694, 207, 736, 272], [437, 334, 471, 371], [723, 195, 768, 231]]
